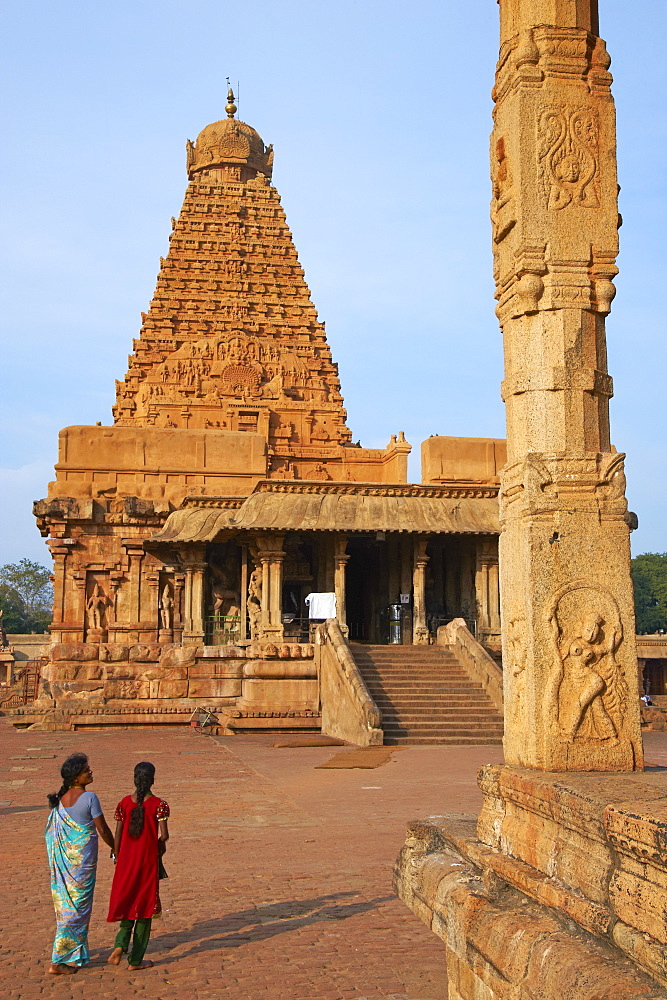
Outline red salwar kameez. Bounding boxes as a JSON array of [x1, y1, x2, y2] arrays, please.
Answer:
[[107, 794, 169, 966]]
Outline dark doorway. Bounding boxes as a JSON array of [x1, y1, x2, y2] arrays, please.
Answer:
[[345, 538, 385, 643]]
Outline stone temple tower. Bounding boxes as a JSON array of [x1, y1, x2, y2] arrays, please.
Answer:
[[113, 89, 356, 478]]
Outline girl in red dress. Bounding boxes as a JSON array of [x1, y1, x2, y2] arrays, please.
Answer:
[[106, 762, 170, 970]]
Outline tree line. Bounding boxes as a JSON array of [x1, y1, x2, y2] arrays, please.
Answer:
[[0, 559, 53, 633], [1, 553, 667, 636]]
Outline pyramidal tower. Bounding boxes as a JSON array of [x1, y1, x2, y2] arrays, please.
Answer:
[[113, 89, 355, 480]]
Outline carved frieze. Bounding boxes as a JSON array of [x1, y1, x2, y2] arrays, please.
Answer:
[[538, 104, 600, 211]]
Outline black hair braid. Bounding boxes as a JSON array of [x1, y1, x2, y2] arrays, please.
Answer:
[[128, 761, 156, 838], [47, 753, 89, 809]]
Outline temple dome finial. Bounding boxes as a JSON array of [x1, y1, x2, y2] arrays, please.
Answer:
[[186, 99, 274, 181], [225, 87, 237, 119]]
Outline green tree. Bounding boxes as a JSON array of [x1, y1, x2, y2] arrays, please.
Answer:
[[631, 552, 667, 634], [0, 559, 53, 634]]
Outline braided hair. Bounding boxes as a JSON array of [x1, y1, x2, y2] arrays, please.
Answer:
[[128, 761, 156, 838], [47, 753, 89, 809]]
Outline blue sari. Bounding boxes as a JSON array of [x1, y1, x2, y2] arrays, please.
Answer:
[[45, 805, 98, 966]]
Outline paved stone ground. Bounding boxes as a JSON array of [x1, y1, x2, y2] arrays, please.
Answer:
[[2, 720, 666, 1000]]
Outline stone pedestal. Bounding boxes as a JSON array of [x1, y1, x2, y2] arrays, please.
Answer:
[[395, 765, 667, 999], [85, 628, 107, 643]]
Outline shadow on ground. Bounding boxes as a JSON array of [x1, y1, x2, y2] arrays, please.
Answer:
[[140, 891, 396, 964]]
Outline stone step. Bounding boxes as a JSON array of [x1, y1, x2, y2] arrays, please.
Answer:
[[371, 695, 492, 705], [350, 641, 502, 746], [384, 736, 503, 745], [366, 685, 486, 695]]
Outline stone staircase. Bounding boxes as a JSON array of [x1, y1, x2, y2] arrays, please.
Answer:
[[349, 644, 504, 745]]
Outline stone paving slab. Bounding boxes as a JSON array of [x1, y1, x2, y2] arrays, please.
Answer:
[[2, 718, 665, 1000]]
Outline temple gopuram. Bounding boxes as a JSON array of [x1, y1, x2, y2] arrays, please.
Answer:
[[21, 94, 506, 737]]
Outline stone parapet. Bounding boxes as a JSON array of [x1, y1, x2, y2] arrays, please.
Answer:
[[395, 765, 667, 997]]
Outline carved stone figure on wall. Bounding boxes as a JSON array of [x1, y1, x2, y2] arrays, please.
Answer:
[[247, 565, 262, 639], [86, 583, 110, 631], [310, 463, 330, 481], [160, 583, 174, 630], [546, 583, 627, 744]]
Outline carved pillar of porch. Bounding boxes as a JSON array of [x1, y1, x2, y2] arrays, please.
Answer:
[[47, 542, 68, 640], [334, 536, 349, 636], [172, 572, 185, 643], [269, 551, 285, 632], [240, 545, 248, 641], [182, 544, 206, 646], [259, 552, 271, 631], [412, 538, 430, 645], [257, 535, 284, 641], [489, 559, 500, 631]]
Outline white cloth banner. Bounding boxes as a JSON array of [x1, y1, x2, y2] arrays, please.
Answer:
[[304, 592, 337, 620]]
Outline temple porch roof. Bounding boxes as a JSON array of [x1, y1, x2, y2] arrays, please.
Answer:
[[145, 481, 500, 548]]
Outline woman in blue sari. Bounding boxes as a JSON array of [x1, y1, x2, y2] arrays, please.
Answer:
[[45, 753, 114, 975]]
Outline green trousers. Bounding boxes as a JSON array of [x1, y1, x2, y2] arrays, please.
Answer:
[[114, 918, 152, 966]]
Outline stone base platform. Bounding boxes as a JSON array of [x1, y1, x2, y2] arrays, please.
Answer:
[[225, 709, 321, 734], [6, 639, 321, 732], [394, 765, 667, 999], [8, 704, 322, 733]]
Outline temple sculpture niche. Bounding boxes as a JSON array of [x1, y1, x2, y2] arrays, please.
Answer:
[[23, 93, 506, 734]]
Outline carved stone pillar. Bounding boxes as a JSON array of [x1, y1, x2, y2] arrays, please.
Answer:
[[172, 571, 185, 643], [491, 0, 642, 770], [240, 545, 248, 641], [47, 543, 68, 639], [182, 545, 206, 646], [268, 552, 284, 630], [259, 552, 270, 630], [334, 536, 349, 636], [475, 557, 491, 631], [412, 538, 430, 645], [256, 535, 284, 641], [489, 560, 501, 632]]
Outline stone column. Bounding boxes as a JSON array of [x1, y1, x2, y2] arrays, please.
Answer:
[[334, 536, 349, 635], [47, 543, 68, 639], [256, 535, 284, 641], [412, 538, 430, 645], [240, 545, 248, 641], [268, 552, 284, 630], [182, 545, 206, 647], [492, 0, 642, 770], [172, 572, 185, 643], [259, 551, 271, 631], [489, 559, 501, 632], [475, 554, 491, 631]]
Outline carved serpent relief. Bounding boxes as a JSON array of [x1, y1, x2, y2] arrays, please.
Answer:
[[545, 582, 628, 743], [538, 105, 599, 210]]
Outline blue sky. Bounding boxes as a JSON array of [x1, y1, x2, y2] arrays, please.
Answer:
[[1, 1, 665, 566]]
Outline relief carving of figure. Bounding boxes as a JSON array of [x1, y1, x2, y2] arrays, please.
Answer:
[[160, 583, 174, 630], [86, 583, 110, 630], [546, 583, 627, 743], [247, 565, 263, 639]]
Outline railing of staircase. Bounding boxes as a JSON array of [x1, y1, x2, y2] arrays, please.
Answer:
[[316, 619, 384, 747], [427, 615, 477, 640], [437, 618, 503, 713]]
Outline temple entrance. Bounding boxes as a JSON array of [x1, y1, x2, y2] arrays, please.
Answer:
[[345, 537, 386, 643]]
